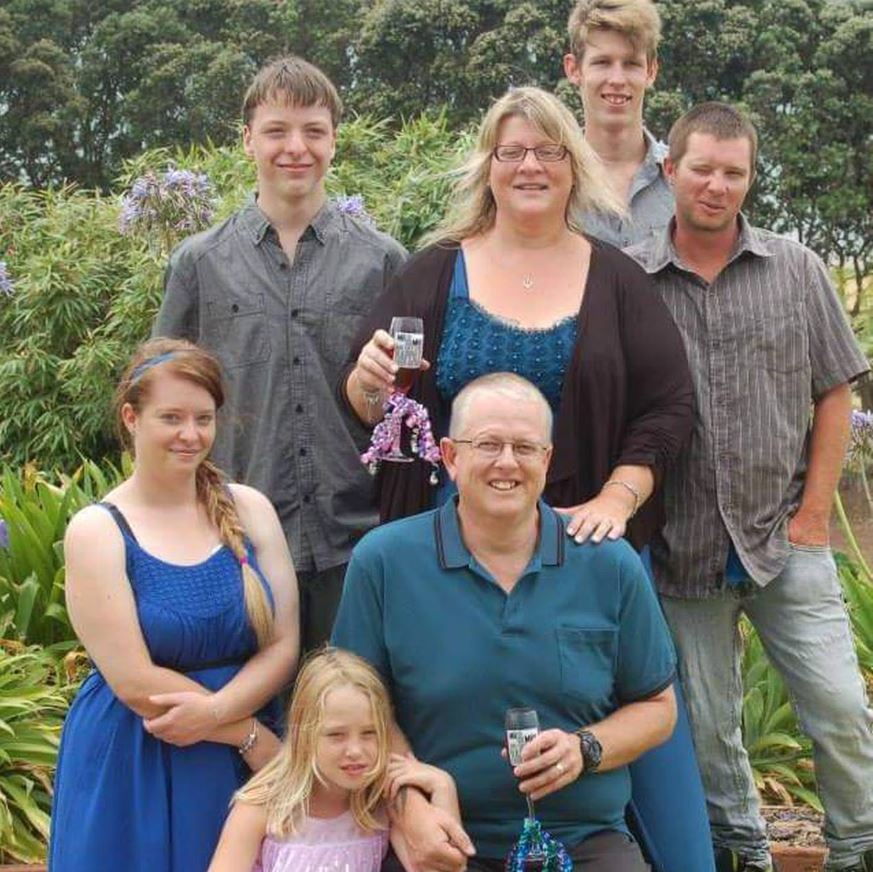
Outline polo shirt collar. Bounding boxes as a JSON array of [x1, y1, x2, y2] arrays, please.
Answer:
[[641, 213, 774, 276], [240, 195, 337, 246], [434, 496, 564, 572]]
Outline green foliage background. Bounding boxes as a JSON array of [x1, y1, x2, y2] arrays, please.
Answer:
[[0, 0, 870, 281], [0, 116, 468, 468], [0, 0, 870, 468], [0, 0, 871, 857]]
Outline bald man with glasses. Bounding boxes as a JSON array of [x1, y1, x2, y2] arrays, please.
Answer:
[[333, 372, 677, 872]]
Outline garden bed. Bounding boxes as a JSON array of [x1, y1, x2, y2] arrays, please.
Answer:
[[765, 805, 826, 872]]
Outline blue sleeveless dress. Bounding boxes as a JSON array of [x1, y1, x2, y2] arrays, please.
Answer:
[[49, 504, 281, 872], [434, 253, 714, 872]]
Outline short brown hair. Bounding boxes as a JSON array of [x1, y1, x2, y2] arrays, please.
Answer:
[[242, 56, 342, 128], [568, 0, 662, 61], [668, 102, 758, 178]]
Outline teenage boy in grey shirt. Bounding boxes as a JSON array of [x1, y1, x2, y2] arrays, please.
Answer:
[[155, 57, 405, 652]]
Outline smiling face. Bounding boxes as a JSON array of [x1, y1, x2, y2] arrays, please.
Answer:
[[122, 370, 216, 473], [314, 684, 381, 796], [488, 115, 574, 225], [243, 99, 336, 209], [666, 132, 753, 234], [564, 29, 657, 132], [443, 391, 552, 524]]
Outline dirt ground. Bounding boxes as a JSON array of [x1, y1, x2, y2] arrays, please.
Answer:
[[764, 805, 825, 848]]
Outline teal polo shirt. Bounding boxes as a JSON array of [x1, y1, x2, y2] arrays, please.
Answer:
[[332, 498, 675, 858]]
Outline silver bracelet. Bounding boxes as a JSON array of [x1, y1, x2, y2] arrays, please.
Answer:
[[603, 480, 640, 518], [238, 718, 259, 756]]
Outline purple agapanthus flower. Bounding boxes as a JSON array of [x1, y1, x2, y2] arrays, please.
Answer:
[[335, 194, 373, 224], [119, 167, 215, 245], [847, 409, 873, 465], [0, 518, 9, 549], [0, 261, 14, 296]]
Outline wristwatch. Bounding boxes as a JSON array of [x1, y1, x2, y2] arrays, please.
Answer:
[[575, 728, 602, 775]]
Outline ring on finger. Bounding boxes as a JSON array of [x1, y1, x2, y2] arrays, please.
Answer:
[[555, 761, 564, 776]]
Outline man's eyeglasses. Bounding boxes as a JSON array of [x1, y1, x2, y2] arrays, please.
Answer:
[[492, 144, 569, 163], [452, 439, 549, 460]]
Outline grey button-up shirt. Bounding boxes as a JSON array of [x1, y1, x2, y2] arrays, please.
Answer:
[[155, 199, 406, 572], [582, 129, 674, 248], [627, 217, 869, 598]]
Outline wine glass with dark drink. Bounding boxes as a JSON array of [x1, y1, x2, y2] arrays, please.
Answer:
[[378, 317, 425, 463], [390, 317, 424, 394]]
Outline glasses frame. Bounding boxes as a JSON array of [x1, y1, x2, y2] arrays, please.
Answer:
[[452, 438, 550, 460], [491, 144, 569, 163]]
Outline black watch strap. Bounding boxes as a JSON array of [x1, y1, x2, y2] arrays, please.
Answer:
[[575, 728, 602, 775]]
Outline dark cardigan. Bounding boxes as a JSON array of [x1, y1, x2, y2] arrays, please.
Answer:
[[342, 239, 694, 550]]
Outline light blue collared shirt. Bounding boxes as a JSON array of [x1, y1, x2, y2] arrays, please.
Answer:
[[582, 128, 673, 248]]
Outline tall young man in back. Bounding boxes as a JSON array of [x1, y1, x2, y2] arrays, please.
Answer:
[[565, 0, 673, 246], [563, 8, 715, 872], [155, 58, 405, 652]]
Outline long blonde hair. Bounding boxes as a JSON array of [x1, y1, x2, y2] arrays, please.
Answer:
[[235, 648, 391, 836], [115, 338, 274, 649], [421, 86, 625, 246]]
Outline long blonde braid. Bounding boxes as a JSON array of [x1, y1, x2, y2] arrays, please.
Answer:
[[196, 460, 274, 648]]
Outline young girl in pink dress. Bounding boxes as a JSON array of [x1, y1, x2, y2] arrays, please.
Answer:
[[209, 647, 459, 872]]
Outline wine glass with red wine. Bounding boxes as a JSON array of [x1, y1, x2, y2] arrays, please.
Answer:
[[390, 317, 424, 394], [380, 317, 425, 463]]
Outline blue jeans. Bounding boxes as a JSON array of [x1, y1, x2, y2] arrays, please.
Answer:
[[662, 545, 873, 870]]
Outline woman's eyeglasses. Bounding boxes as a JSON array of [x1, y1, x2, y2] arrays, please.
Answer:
[[492, 144, 569, 162]]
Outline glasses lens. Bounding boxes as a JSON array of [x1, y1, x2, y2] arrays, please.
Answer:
[[513, 442, 541, 458], [495, 146, 525, 161], [535, 145, 566, 161]]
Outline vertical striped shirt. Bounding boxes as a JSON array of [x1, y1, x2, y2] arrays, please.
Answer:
[[627, 217, 869, 597]]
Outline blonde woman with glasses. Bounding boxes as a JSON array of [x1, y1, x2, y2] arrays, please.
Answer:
[[344, 86, 692, 550]]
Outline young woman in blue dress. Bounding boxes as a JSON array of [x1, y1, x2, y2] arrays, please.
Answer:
[[49, 338, 299, 871]]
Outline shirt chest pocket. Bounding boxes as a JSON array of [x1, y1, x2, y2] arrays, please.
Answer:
[[204, 293, 272, 368], [556, 626, 617, 703], [743, 306, 806, 375]]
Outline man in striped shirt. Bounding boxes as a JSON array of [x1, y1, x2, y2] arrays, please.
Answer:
[[627, 103, 873, 872]]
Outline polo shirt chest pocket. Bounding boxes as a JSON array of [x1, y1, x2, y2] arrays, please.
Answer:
[[556, 626, 617, 703], [204, 293, 271, 368]]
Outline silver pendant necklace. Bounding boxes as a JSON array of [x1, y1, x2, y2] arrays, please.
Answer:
[[521, 273, 534, 291]]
